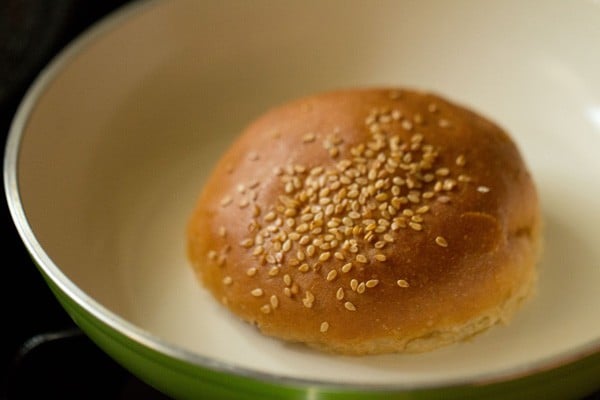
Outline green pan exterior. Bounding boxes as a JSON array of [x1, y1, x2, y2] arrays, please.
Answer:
[[39, 266, 600, 400]]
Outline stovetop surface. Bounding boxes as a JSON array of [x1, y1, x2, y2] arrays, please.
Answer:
[[0, 2, 598, 399]]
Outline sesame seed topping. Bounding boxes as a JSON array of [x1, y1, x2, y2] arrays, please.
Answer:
[[222, 276, 232, 285], [227, 102, 470, 315], [477, 185, 490, 193], [251, 288, 264, 297], [320, 321, 330, 333], [344, 301, 357, 311], [397, 279, 410, 288], [435, 236, 448, 247]]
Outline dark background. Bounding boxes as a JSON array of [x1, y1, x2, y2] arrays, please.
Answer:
[[1, 1, 169, 398], [0, 1, 598, 399]]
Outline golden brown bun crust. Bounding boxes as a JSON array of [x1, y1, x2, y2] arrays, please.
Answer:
[[187, 88, 541, 354]]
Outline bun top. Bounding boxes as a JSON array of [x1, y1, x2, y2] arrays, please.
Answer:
[[187, 88, 540, 353]]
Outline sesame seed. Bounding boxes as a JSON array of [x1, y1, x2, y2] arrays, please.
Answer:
[[443, 179, 457, 191], [366, 279, 379, 288], [246, 267, 257, 276], [357, 282, 366, 293], [374, 241, 386, 249], [283, 274, 292, 286], [303, 133, 316, 143], [438, 119, 451, 128], [374, 254, 387, 262], [350, 279, 358, 291], [436, 167, 449, 176], [326, 269, 338, 281], [220, 196, 233, 207], [356, 254, 368, 263], [240, 238, 254, 248], [222, 276, 232, 285], [298, 263, 310, 272], [251, 288, 264, 297], [270, 295, 279, 309], [207, 250, 218, 261], [303, 291, 315, 308], [397, 279, 409, 288], [268, 266, 280, 276], [435, 236, 448, 247], [260, 304, 271, 314], [416, 205, 430, 214], [238, 198, 249, 208], [319, 252, 331, 262], [456, 154, 466, 166], [409, 222, 423, 231], [264, 211, 276, 222], [282, 239, 292, 252], [437, 195, 451, 203], [477, 185, 490, 193], [344, 301, 356, 311], [341, 263, 353, 273], [336, 287, 345, 300]]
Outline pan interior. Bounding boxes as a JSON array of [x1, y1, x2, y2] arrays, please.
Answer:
[[13, 0, 600, 386]]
